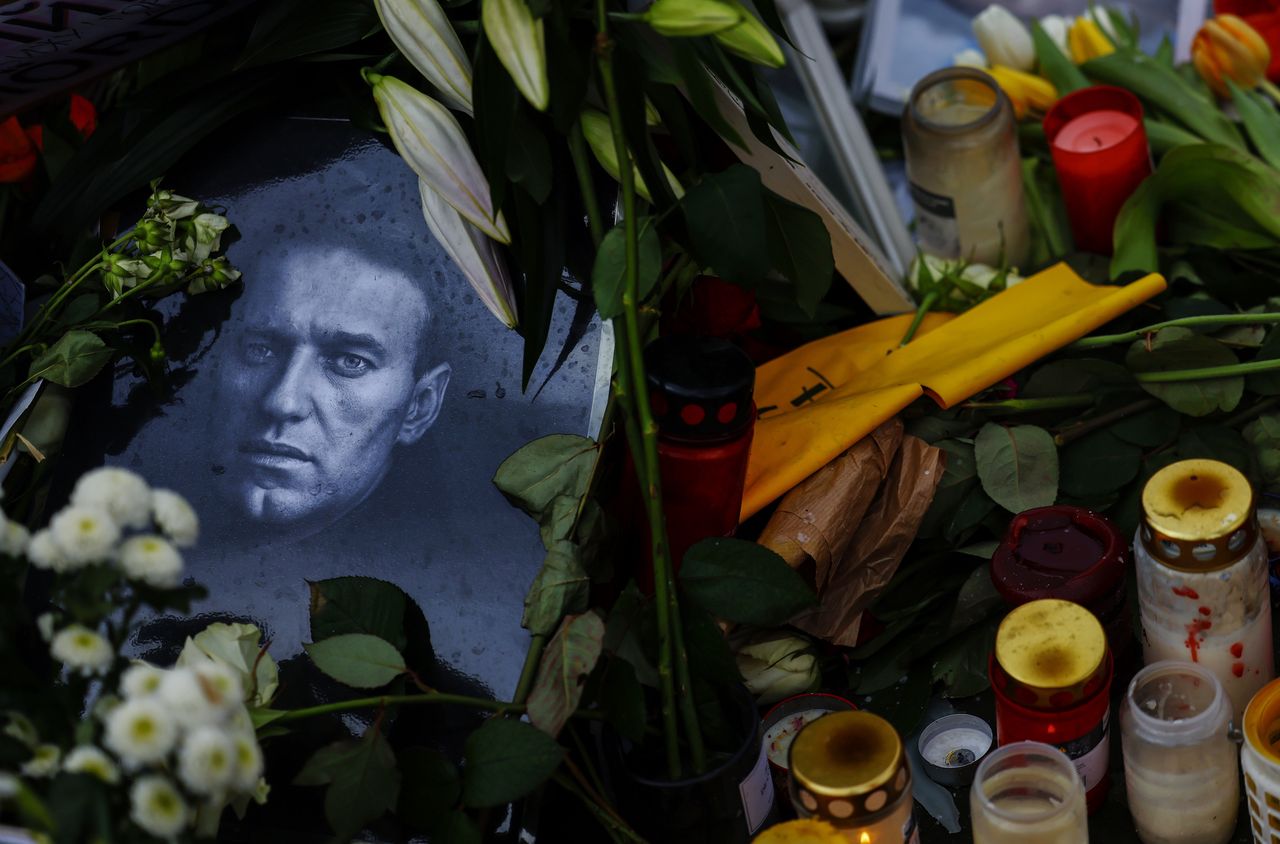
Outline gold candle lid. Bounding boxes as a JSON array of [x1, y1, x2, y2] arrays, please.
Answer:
[[1140, 459, 1256, 571], [994, 599, 1108, 708], [788, 711, 910, 824]]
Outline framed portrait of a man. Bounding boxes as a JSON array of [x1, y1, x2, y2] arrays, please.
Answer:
[[57, 112, 608, 702]]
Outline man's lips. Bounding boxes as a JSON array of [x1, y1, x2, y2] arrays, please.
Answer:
[[238, 439, 313, 463]]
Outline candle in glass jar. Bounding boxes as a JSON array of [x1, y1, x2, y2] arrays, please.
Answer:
[[1242, 678, 1280, 842], [970, 741, 1088, 844], [1120, 660, 1237, 844], [1043, 86, 1152, 256], [902, 67, 1030, 267], [1135, 459, 1274, 716], [989, 599, 1113, 813], [788, 712, 918, 843]]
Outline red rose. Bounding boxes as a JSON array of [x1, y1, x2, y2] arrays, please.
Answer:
[[68, 93, 96, 139], [0, 116, 41, 184]]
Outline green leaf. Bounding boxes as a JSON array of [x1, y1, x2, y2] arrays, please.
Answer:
[[304, 634, 406, 688], [1126, 327, 1244, 416], [857, 667, 931, 738], [591, 219, 662, 320], [1022, 358, 1132, 398], [597, 658, 646, 742], [28, 330, 113, 388], [1111, 405, 1180, 447], [932, 618, 998, 698], [506, 105, 552, 204], [1059, 429, 1143, 499], [1145, 119, 1206, 158], [761, 191, 833, 317], [680, 537, 816, 625], [1177, 426, 1253, 477], [309, 576, 410, 651], [1083, 50, 1244, 149], [48, 773, 111, 844], [526, 612, 605, 739], [1229, 80, 1280, 169], [1248, 328, 1280, 395], [397, 747, 461, 834], [918, 439, 976, 538], [1031, 20, 1088, 93], [294, 730, 400, 840], [683, 605, 742, 686], [603, 582, 658, 686], [974, 424, 1059, 513], [522, 540, 590, 636], [493, 434, 598, 520], [236, 0, 379, 68], [1244, 415, 1280, 485], [463, 718, 565, 807], [681, 165, 769, 286], [669, 41, 746, 149]]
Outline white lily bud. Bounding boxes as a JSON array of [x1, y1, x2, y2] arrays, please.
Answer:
[[419, 179, 519, 329], [375, 0, 473, 114], [1039, 14, 1072, 56], [481, 0, 549, 112], [735, 632, 820, 705], [580, 109, 684, 203], [973, 5, 1035, 72], [714, 0, 786, 68], [369, 73, 510, 243]]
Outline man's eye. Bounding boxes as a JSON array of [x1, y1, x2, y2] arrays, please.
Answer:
[[243, 342, 273, 363], [329, 353, 372, 377]]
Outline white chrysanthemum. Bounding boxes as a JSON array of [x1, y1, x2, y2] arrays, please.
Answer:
[[229, 728, 264, 794], [71, 467, 152, 530], [158, 665, 238, 728], [50, 625, 112, 676], [105, 697, 177, 766], [129, 775, 189, 839], [0, 518, 29, 557], [63, 745, 119, 784], [151, 489, 198, 548], [35, 612, 54, 642], [49, 505, 119, 565], [121, 662, 165, 698], [117, 535, 183, 588], [177, 726, 236, 796], [27, 530, 71, 572], [0, 772, 16, 798], [20, 744, 59, 778]]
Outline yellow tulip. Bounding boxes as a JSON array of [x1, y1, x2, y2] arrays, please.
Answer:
[[985, 65, 1058, 120], [1067, 17, 1114, 64], [1193, 14, 1272, 98]]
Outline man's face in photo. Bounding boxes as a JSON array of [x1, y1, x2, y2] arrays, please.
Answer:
[[209, 247, 450, 537]]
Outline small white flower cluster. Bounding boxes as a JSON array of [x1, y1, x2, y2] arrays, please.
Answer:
[[24, 467, 197, 584], [99, 660, 266, 840]]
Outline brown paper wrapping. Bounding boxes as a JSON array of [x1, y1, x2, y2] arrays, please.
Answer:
[[759, 419, 944, 647]]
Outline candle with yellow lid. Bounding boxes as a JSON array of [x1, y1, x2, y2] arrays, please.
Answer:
[[752, 819, 846, 843], [1135, 459, 1273, 715], [1241, 678, 1280, 842], [787, 711, 918, 843]]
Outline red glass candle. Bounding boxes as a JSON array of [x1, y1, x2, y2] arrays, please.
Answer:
[[990, 506, 1133, 674], [1043, 85, 1153, 255], [990, 599, 1114, 814], [627, 336, 756, 594]]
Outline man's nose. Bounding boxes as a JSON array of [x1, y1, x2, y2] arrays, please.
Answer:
[[260, 351, 314, 422]]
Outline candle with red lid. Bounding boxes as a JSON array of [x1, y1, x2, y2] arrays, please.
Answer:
[[1043, 86, 1152, 255]]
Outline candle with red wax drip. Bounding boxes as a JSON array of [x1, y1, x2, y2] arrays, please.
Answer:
[[1043, 86, 1153, 256]]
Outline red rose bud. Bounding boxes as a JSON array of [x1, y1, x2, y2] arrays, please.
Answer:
[[0, 116, 40, 183]]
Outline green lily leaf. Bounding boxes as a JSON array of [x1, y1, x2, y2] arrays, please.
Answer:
[[1031, 20, 1088, 94], [1228, 79, 1280, 169], [1083, 50, 1244, 149]]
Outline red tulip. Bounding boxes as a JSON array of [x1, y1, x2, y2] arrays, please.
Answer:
[[69, 94, 96, 139]]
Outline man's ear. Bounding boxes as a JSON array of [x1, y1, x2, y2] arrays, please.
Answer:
[[398, 362, 451, 445]]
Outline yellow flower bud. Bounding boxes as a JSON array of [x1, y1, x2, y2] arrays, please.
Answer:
[[1067, 17, 1115, 64], [1193, 14, 1272, 98], [985, 65, 1058, 120], [713, 0, 785, 68]]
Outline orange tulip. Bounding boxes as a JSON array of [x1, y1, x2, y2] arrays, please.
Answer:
[[0, 116, 40, 184], [1193, 13, 1272, 96]]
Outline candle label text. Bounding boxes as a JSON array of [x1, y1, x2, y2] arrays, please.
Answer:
[[738, 742, 774, 834], [908, 182, 960, 259], [1057, 707, 1110, 792]]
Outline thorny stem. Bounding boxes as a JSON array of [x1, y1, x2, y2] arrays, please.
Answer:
[[1052, 398, 1159, 447], [270, 692, 613, 725], [1223, 396, 1280, 429], [596, 0, 705, 777], [1134, 358, 1280, 382], [1070, 313, 1280, 349]]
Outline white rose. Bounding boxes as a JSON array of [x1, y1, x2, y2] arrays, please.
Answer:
[[735, 632, 821, 705]]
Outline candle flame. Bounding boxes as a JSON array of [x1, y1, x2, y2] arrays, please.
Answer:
[[860, 834, 871, 844]]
